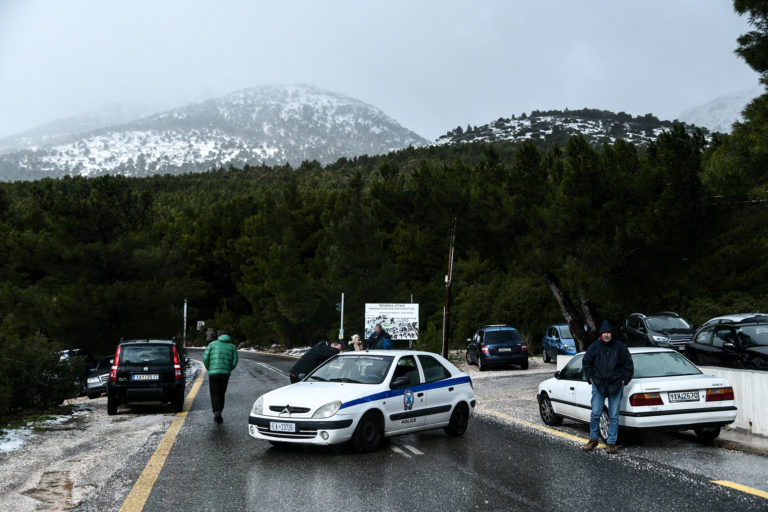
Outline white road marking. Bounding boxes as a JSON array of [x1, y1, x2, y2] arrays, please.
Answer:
[[404, 444, 424, 455], [391, 446, 412, 458], [253, 361, 289, 376]]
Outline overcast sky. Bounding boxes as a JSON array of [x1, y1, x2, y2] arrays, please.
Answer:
[[0, 0, 760, 140]]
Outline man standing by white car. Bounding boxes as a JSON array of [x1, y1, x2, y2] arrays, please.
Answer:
[[581, 320, 634, 454]]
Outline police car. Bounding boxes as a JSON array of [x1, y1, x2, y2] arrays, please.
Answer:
[[248, 350, 475, 452]]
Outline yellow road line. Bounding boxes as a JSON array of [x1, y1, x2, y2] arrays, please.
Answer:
[[712, 480, 768, 500], [119, 361, 207, 512], [477, 406, 607, 448]]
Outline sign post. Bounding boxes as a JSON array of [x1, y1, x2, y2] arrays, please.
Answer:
[[338, 292, 345, 340]]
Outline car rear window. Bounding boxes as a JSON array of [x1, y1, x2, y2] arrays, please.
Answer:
[[485, 329, 523, 343], [120, 345, 172, 365], [632, 352, 701, 378]]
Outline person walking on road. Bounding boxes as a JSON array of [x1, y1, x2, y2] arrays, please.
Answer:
[[366, 324, 390, 350], [289, 340, 342, 383], [581, 320, 634, 453], [203, 333, 238, 424]]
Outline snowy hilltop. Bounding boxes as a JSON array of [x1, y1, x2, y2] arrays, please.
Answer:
[[677, 86, 764, 134], [0, 85, 428, 181], [434, 108, 707, 147]]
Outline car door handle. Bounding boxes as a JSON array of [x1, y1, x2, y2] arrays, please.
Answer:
[[417, 392, 424, 397], [569, 387, 575, 391]]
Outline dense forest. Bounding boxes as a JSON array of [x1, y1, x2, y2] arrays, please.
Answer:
[[2, 0, 768, 421]]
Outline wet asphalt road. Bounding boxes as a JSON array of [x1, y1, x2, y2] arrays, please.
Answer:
[[105, 350, 767, 511]]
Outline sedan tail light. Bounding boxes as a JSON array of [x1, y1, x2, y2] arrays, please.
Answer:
[[481, 345, 490, 354], [521, 343, 528, 352], [172, 345, 183, 380], [629, 392, 663, 406], [109, 345, 121, 382], [706, 387, 734, 402]]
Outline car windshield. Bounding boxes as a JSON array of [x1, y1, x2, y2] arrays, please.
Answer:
[[120, 346, 171, 365], [559, 326, 573, 339], [632, 352, 701, 378], [308, 355, 394, 384], [646, 316, 691, 331], [737, 325, 768, 347], [485, 329, 523, 343]]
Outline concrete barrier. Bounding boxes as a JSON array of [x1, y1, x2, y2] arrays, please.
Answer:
[[698, 366, 768, 436]]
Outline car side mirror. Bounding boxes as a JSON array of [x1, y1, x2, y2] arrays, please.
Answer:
[[723, 342, 736, 350], [298, 373, 306, 381], [390, 376, 410, 389], [554, 371, 562, 379]]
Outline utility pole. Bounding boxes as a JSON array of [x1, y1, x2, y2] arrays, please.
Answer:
[[182, 298, 188, 349], [442, 218, 457, 358], [338, 292, 345, 341]]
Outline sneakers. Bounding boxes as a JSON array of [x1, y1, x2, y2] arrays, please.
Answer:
[[581, 439, 598, 452], [214, 412, 223, 424], [606, 443, 617, 454]]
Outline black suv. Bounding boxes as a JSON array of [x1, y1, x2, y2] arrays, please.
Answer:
[[106, 339, 185, 415], [466, 324, 528, 371], [686, 317, 768, 369], [623, 312, 695, 352]]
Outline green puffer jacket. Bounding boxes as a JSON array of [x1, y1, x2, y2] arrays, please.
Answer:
[[203, 337, 238, 375]]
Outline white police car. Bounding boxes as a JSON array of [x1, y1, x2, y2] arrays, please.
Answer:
[[248, 350, 475, 452]]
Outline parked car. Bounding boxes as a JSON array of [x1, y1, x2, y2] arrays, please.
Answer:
[[700, 313, 767, 328], [541, 324, 577, 363], [465, 325, 528, 371], [248, 350, 474, 452], [59, 348, 96, 395], [622, 312, 694, 352], [537, 347, 736, 442], [106, 339, 185, 415], [686, 317, 768, 369], [85, 356, 113, 399]]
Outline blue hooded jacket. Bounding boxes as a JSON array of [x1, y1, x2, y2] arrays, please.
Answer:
[[582, 320, 634, 395]]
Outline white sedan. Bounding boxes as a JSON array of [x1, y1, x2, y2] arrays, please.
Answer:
[[248, 350, 475, 452], [537, 347, 737, 442]]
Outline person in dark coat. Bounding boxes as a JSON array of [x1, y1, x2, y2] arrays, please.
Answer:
[[366, 324, 390, 350], [581, 320, 634, 453], [289, 341, 342, 383]]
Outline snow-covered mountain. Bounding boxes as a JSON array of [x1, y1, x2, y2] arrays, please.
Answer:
[[677, 86, 763, 134], [0, 85, 427, 181], [434, 108, 707, 147]]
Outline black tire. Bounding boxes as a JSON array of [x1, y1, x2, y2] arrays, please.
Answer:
[[107, 396, 118, 416], [538, 393, 563, 426], [172, 390, 184, 413], [352, 411, 384, 453], [466, 350, 473, 365], [520, 359, 529, 370], [694, 426, 721, 441], [444, 402, 470, 437], [478, 356, 487, 372], [543, 350, 551, 363], [87, 393, 100, 399]]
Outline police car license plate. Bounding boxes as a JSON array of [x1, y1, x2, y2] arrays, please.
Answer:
[[131, 374, 159, 381], [668, 391, 699, 402], [270, 422, 296, 433]]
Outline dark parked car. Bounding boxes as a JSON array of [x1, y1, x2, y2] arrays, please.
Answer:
[[541, 324, 577, 363], [85, 356, 113, 399], [59, 348, 96, 395], [623, 312, 694, 352], [106, 339, 185, 415], [465, 325, 528, 371], [686, 317, 768, 370]]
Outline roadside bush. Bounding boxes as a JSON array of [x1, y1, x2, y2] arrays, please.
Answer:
[[0, 316, 73, 423]]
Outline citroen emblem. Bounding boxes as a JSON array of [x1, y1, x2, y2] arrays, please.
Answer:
[[281, 405, 291, 415]]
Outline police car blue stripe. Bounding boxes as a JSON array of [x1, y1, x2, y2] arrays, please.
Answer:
[[340, 375, 471, 410]]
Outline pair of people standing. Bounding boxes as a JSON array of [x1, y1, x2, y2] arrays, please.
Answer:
[[203, 333, 238, 424]]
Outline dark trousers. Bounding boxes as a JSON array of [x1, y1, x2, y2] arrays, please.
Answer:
[[209, 374, 230, 413]]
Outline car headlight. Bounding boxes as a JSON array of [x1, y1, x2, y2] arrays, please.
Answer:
[[87, 377, 100, 384], [652, 336, 670, 343], [562, 345, 574, 352], [251, 396, 264, 416], [312, 401, 341, 419]]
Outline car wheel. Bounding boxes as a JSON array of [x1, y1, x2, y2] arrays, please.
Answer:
[[694, 427, 721, 442], [543, 350, 551, 363], [538, 393, 562, 426], [87, 393, 100, 399], [598, 409, 611, 443], [172, 390, 185, 413], [520, 359, 529, 370], [478, 356, 487, 372], [444, 402, 470, 437], [352, 411, 384, 453], [107, 396, 118, 416], [466, 350, 473, 365]]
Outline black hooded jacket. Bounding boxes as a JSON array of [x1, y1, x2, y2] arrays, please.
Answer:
[[582, 320, 634, 395]]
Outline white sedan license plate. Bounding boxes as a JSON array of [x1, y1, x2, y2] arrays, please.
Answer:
[[131, 374, 159, 381], [270, 422, 296, 433], [498, 347, 512, 352], [668, 391, 699, 403]]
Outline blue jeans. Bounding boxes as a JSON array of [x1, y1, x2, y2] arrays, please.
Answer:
[[589, 384, 623, 444]]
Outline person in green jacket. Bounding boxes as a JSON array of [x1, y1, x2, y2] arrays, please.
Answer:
[[203, 333, 238, 424]]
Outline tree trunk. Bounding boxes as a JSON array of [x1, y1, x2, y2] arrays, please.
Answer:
[[541, 272, 591, 352], [578, 289, 600, 345]]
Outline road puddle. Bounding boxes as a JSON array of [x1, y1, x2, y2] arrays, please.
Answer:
[[22, 470, 73, 511]]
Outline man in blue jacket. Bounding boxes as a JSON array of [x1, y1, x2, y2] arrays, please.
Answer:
[[581, 320, 634, 453]]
